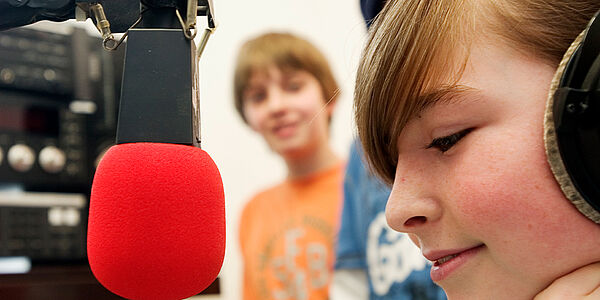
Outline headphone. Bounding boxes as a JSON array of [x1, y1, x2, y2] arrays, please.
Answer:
[[546, 9, 600, 223]]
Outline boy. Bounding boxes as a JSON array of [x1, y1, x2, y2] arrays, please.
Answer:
[[354, 0, 600, 299], [234, 32, 343, 300]]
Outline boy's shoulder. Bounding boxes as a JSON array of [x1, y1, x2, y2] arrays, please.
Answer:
[[242, 182, 288, 212]]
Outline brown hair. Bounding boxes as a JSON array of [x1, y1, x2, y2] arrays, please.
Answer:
[[355, 0, 600, 185], [233, 32, 339, 123]]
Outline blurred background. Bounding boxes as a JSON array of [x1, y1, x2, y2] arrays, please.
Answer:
[[198, 1, 365, 299], [0, 0, 366, 299]]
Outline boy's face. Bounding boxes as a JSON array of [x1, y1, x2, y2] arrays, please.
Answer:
[[242, 66, 332, 159], [385, 38, 600, 299]]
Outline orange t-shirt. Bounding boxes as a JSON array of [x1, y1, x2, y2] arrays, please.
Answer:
[[239, 162, 344, 300]]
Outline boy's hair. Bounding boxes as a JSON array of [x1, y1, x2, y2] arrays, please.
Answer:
[[233, 32, 339, 123], [354, 0, 600, 185]]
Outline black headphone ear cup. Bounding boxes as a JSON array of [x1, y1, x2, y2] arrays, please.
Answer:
[[566, 39, 600, 203], [544, 11, 600, 224], [582, 52, 600, 91]]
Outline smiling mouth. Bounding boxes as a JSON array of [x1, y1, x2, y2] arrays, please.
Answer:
[[435, 254, 459, 266], [273, 123, 296, 137], [427, 244, 485, 282], [429, 244, 485, 266]]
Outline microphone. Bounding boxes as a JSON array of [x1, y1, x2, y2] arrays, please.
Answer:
[[88, 143, 224, 300], [87, 4, 225, 300]]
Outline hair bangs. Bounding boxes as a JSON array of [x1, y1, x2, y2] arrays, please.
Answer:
[[355, 0, 474, 185]]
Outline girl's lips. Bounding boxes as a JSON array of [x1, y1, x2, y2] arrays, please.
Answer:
[[426, 244, 485, 282]]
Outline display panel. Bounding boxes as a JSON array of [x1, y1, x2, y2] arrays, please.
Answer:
[[0, 105, 59, 136]]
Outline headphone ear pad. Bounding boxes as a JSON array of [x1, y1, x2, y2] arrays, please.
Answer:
[[544, 26, 600, 224]]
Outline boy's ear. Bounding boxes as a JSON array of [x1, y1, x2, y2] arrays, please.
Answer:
[[325, 97, 337, 116]]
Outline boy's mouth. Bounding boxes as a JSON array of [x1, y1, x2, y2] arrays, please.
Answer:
[[272, 123, 298, 138]]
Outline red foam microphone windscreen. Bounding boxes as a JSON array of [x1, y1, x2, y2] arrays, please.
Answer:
[[88, 142, 225, 300]]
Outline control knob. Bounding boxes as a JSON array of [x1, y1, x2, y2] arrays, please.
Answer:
[[7, 144, 35, 172], [39, 146, 67, 173]]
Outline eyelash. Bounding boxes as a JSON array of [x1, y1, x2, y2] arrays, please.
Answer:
[[426, 128, 473, 153]]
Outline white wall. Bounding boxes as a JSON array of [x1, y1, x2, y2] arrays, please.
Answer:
[[29, 1, 367, 298]]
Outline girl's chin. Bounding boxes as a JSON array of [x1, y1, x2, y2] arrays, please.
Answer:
[[440, 274, 541, 300]]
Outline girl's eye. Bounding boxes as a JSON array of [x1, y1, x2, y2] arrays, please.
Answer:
[[426, 128, 473, 153]]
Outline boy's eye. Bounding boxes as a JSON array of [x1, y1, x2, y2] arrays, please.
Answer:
[[284, 80, 303, 92], [426, 128, 472, 153], [245, 91, 266, 103]]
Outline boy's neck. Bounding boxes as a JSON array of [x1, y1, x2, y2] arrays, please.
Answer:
[[284, 145, 340, 180]]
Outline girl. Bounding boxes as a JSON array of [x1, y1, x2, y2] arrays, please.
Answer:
[[354, 1, 600, 299]]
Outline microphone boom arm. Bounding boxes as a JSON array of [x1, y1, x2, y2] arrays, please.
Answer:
[[0, 0, 217, 149]]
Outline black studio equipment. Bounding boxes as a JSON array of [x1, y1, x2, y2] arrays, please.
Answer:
[[0, 1, 223, 299], [0, 25, 125, 263]]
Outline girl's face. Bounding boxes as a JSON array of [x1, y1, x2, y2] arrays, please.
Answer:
[[242, 66, 332, 160], [385, 39, 600, 299]]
